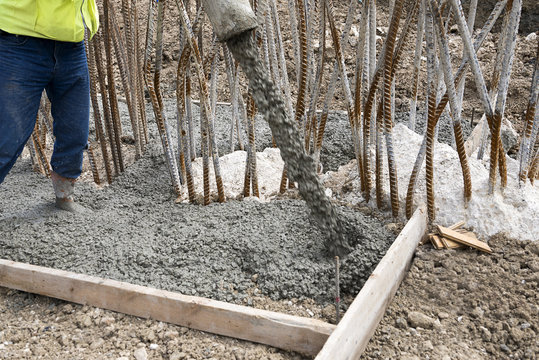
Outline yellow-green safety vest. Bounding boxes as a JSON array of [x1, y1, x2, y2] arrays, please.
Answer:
[[0, 0, 99, 42]]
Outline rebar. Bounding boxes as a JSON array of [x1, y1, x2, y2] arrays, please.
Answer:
[[176, 0, 226, 203], [103, 0, 125, 173], [87, 34, 113, 184], [519, 39, 539, 181], [430, 0, 472, 203], [424, 5, 437, 221]]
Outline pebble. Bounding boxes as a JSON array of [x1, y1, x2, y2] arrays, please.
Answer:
[[479, 326, 492, 341], [500, 344, 511, 353], [149, 343, 158, 350], [134, 347, 148, 360], [471, 307, 484, 318], [520, 322, 531, 329], [170, 352, 187, 360], [510, 327, 524, 342], [526, 32, 537, 42], [81, 315, 92, 328], [385, 223, 400, 233], [58, 334, 69, 347], [422, 340, 434, 351], [90, 338, 105, 350], [100, 316, 116, 325], [164, 330, 179, 339], [437, 311, 450, 319], [395, 317, 408, 329], [527, 260, 539, 272], [408, 311, 436, 329], [142, 329, 156, 342]]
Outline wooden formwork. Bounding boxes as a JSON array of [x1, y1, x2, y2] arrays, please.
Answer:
[[0, 206, 427, 358]]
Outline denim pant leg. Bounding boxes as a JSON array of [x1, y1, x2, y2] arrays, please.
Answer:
[[46, 40, 90, 179], [0, 33, 54, 184]]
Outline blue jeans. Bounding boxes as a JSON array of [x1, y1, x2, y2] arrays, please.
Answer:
[[0, 30, 90, 183]]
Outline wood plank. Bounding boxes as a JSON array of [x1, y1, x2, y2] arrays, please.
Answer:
[[437, 226, 492, 253], [0, 259, 335, 356], [315, 206, 428, 360], [448, 221, 465, 230], [455, 229, 478, 239], [440, 236, 463, 249], [431, 234, 445, 249]]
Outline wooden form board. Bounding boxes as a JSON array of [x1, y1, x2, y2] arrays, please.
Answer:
[[0, 259, 334, 356], [0, 208, 429, 358], [316, 206, 428, 359]]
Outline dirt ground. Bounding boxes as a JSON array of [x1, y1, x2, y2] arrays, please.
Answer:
[[1, 0, 538, 359]]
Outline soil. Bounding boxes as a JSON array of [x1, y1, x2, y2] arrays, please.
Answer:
[[363, 235, 539, 360], [1, 0, 538, 359]]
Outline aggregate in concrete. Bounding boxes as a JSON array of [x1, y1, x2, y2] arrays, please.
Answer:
[[0, 142, 394, 307]]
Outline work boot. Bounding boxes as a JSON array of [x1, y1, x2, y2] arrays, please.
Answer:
[[51, 171, 92, 213]]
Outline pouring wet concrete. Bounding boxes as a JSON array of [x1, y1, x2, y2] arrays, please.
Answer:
[[0, 85, 478, 307], [0, 137, 394, 305]]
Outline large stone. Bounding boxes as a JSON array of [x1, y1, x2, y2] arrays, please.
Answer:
[[408, 311, 436, 329]]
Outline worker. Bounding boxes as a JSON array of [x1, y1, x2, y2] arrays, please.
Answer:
[[0, 0, 99, 213]]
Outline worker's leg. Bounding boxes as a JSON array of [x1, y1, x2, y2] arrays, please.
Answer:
[[46, 40, 92, 213], [0, 32, 54, 184], [46, 40, 90, 180]]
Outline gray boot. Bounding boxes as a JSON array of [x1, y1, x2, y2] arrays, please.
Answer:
[[51, 171, 92, 213]]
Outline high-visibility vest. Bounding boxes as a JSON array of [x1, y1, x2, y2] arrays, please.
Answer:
[[0, 0, 99, 42]]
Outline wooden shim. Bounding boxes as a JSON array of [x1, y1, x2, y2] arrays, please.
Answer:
[[0, 259, 335, 356], [449, 221, 465, 230], [315, 206, 428, 359], [437, 226, 492, 253], [455, 229, 478, 239], [431, 234, 445, 249], [440, 236, 463, 249]]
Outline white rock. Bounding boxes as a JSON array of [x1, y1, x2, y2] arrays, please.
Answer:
[[526, 32, 537, 42], [349, 25, 359, 37], [149, 343, 158, 350], [134, 347, 148, 360], [190, 148, 284, 201], [326, 123, 539, 241]]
